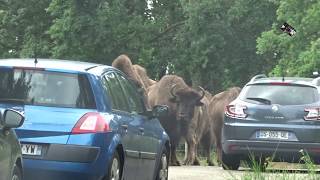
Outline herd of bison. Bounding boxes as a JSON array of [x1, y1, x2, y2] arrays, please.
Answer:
[[112, 54, 241, 166]]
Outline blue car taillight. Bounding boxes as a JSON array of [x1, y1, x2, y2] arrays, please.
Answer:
[[225, 104, 248, 119], [72, 112, 111, 134]]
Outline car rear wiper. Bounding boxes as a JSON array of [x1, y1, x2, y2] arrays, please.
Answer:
[[0, 98, 26, 104], [246, 97, 272, 105]]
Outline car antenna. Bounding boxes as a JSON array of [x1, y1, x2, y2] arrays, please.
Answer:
[[34, 45, 38, 67], [34, 57, 38, 67], [282, 76, 285, 82]]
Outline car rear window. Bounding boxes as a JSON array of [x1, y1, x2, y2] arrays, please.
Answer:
[[240, 84, 319, 105], [0, 68, 96, 108]]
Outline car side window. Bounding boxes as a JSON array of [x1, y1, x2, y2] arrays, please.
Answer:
[[115, 73, 145, 114], [102, 72, 130, 112]]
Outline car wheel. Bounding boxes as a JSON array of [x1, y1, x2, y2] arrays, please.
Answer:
[[156, 151, 169, 180], [221, 152, 240, 170], [106, 152, 121, 180], [11, 164, 22, 180]]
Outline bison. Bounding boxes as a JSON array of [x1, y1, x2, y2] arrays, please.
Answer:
[[111, 55, 150, 109], [184, 90, 214, 166], [148, 75, 205, 166], [208, 87, 241, 163], [133, 64, 156, 89]]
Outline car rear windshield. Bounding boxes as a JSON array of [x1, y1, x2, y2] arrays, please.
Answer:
[[240, 84, 319, 105], [0, 68, 96, 108]]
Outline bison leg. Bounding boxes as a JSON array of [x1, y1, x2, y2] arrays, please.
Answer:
[[183, 138, 196, 165], [193, 144, 201, 166], [170, 143, 181, 166], [216, 144, 223, 166], [203, 140, 214, 166], [163, 122, 181, 166]]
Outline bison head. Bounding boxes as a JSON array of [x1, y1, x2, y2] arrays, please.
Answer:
[[169, 85, 205, 123]]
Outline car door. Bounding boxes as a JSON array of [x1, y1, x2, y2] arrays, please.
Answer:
[[102, 72, 141, 180], [140, 117, 163, 180], [0, 124, 11, 180], [115, 73, 159, 180]]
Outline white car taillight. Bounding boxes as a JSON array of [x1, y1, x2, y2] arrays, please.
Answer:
[[72, 112, 110, 134], [304, 108, 320, 121], [225, 104, 247, 119]]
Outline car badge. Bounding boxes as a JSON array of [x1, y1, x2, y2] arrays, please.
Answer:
[[272, 105, 279, 112]]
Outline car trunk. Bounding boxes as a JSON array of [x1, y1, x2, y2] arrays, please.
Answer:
[[0, 67, 97, 144], [15, 105, 93, 144], [247, 103, 308, 124], [239, 83, 320, 143], [245, 103, 320, 143]]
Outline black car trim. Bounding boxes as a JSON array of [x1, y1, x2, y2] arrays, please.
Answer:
[[85, 65, 100, 71], [140, 151, 157, 160], [125, 150, 140, 158], [23, 144, 100, 163]]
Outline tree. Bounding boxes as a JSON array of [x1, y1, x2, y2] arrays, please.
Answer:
[[0, 0, 53, 58], [47, 0, 153, 64], [175, 0, 277, 92], [257, 0, 320, 77], [138, 0, 186, 80]]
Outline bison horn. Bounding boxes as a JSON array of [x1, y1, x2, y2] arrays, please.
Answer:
[[197, 86, 205, 101], [170, 84, 177, 98]]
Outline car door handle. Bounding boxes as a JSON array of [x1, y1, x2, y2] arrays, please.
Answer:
[[121, 124, 128, 134], [139, 127, 144, 135], [121, 124, 128, 129]]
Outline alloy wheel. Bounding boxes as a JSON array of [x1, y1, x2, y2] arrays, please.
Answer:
[[110, 157, 120, 180], [159, 154, 168, 180], [12, 174, 19, 180]]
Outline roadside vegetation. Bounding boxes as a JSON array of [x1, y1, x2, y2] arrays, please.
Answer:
[[176, 144, 320, 179], [1, 0, 319, 93]]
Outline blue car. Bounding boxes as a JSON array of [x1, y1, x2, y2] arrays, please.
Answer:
[[0, 59, 170, 180]]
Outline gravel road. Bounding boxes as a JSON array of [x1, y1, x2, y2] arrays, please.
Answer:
[[168, 165, 320, 180], [169, 166, 241, 180]]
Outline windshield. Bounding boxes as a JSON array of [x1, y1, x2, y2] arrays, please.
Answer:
[[0, 68, 96, 108], [240, 84, 319, 105]]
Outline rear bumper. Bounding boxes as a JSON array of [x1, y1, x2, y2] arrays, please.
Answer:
[[22, 144, 100, 163], [222, 120, 320, 162], [21, 133, 118, 180], [23, 159, 104, 180], [222, 139, 320, 161]]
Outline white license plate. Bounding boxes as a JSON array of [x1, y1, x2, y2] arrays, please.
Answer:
[[256, 130, 289, 140], [21, 144, 42, 156]]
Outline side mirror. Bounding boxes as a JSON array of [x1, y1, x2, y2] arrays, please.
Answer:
[[2, 109, 24, 129], [152, 105, 169, 118]]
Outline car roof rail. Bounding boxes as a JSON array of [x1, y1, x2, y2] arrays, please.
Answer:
[[249, 74, 267, 83], [312, 77, 320, 86]]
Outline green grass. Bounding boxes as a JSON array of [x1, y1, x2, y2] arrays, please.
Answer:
[[176, 146, 320, 180], [176, 149, 219, 166], [239, 150, 320, 180]]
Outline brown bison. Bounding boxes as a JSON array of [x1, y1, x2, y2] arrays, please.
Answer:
[[208, 87, 241, 163], [184, 90, 214, 166], [133, 64, 156, 89], [112, 55, 146, 90], [111, 55, 150, 109], [148, 75, 205, 166]]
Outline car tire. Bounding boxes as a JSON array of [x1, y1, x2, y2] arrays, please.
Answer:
[[105, 151, 121, 180], [221, 152, 240, 170], [156, 150, 169, 180], [11, 164, 22, 180]]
